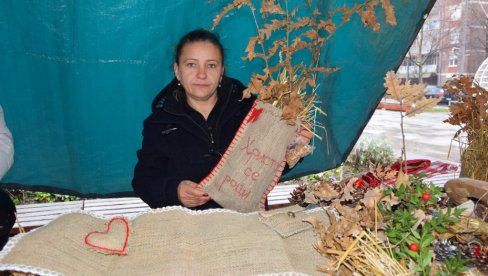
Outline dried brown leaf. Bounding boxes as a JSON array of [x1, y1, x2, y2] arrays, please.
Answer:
[[282, 92, 304, 121], [260, 0, 285, 15], [444, 76, 488, 142], [384, 71, 427, 113], [358, 3, 380, 31], [395, 169, 410, 187], [380, 0, 397, 26], [362, 188, 382, 209], [384, 71, 404, 101], [384, 169, 397, 181], [313, 181, 340, 202], [303, 215, 325, 232], [212, 0, 252, 30], [304, 29, 318, 40], [289, 17, 311, 31], [318, 19, 336, 34], [342, 179, 356, 202], [242, 88, 252, 99], [243, 36, 260, 60]]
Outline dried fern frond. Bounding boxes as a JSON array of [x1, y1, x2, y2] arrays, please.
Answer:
[[211, 0, 253, 30], [212, 0, 397, 129]]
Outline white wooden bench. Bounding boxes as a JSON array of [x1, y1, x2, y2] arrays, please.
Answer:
[[12, 184, 299, 232], [11, 163, 461, 232]]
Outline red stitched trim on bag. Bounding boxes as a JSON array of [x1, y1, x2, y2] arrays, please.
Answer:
[[198, 101, 258, 188], [83, 217, 130, 256]]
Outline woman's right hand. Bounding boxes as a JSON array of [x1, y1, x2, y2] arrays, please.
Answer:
[[177, 180, 211, 208]]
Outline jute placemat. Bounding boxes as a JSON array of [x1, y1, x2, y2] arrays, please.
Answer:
[[0, 206, 330, 276]]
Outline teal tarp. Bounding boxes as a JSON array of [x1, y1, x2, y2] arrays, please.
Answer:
[[0, 0, 434, 197]]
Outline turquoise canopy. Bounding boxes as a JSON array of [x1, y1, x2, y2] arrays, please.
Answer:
[[0, 0, 434, 197]]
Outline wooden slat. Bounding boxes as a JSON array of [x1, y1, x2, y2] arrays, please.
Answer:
[[11, 164, 460, 232], [15, 201, 83, 229], [424, 172, 460, 187], [82, 197, 146, 206], [85, 207, 151, 217], [268, 185, 296, 205]]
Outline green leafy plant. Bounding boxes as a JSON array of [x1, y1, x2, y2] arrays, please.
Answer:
[[345, 138, 395, 173], [5, 188, 79, 205], [379, 178, 464, 275], [437, 253, 469, 275]]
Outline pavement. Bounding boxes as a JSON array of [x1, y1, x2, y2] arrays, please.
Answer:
[[359, 106, 462, 163]]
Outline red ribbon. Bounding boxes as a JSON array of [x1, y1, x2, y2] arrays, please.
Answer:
[[246, 107, 263, 124], [361, 159, 431, 187]]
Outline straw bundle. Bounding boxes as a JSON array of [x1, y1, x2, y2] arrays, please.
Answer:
[[462, 122, 488, 182], [328, 231, 412, 275]]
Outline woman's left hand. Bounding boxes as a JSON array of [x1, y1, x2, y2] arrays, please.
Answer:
[[295, 124, 313, 146]]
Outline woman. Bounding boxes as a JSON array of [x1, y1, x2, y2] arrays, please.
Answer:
[[0, 104, 15, 250], [132, 29, 256, 210]]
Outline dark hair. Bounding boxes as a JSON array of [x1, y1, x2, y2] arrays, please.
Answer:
[[175, 28, 225, 65]]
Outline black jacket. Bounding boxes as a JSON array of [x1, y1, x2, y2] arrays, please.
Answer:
[[132, 76, 255, 209]]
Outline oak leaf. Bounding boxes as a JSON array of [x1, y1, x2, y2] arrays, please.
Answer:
[[394, 169, 410, 187], [362, 188, 383, 209], [303, 215, 325, 232], [342, 179, 356, 202]]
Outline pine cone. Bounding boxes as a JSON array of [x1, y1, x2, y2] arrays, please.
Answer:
[[351, 184, 369, 202], [434, 240, 457, 262], [288, 184, 308, 207]]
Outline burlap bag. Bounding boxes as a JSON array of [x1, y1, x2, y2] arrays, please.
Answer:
[[199, 101, 298, 212], [0, 206, 330, 275]]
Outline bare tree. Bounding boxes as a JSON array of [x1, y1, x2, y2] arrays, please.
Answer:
[[467, 1, 488, 60], [403, 21, 451, 84]]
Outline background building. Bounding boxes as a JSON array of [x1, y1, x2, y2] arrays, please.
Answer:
[[398, 0, 488, 86]]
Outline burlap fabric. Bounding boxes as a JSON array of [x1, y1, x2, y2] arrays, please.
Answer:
[[0, 206, 330, 275], [200, 101, 298, 212]]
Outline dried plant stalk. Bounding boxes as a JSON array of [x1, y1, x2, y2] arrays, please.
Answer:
[[461, 121, 488, 181], [329, 231, 411, 275], [383, 71, 439, 170], [444, 76, 488, 181], [212, 0, 397, 126]]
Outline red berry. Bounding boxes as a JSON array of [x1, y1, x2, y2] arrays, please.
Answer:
[[474, 246, 480, 257], [422, 193, 431, 201], [353, 178, 365, 188], [409, 243, 419, 252]]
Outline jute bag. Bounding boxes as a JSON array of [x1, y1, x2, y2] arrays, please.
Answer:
[[199, 101, 298, 212]]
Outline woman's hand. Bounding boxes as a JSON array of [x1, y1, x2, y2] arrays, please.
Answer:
[[285, 124, 314, 168], [295, 124, 313, 146], [177, 180, 211, 208]]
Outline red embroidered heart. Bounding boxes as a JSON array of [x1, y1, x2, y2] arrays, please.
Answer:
[[84, 217, 129, 256]]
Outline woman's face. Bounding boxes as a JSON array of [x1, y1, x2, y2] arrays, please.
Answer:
[[174, 41, 224, 105]]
